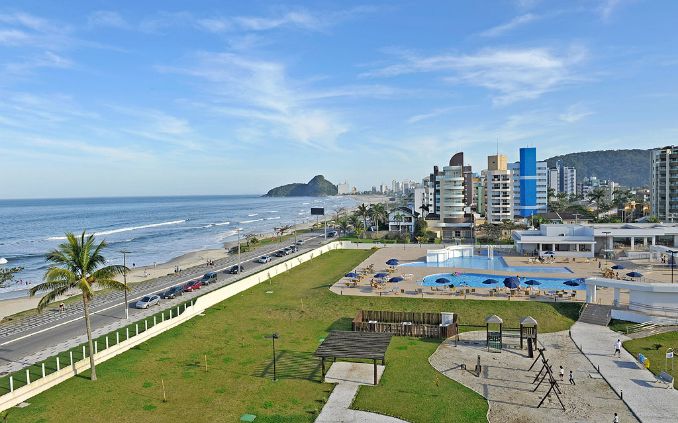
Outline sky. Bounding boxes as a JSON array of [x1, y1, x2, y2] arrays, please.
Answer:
[[1, 0, 677, 198]]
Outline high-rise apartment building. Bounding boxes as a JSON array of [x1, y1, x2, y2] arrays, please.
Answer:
[[651, 146, 678, 222], [508, 148, 548, 217], [547, 160, 577, 196], [485, 154, 513, 223]]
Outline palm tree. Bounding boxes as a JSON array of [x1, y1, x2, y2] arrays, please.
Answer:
[[348, 214, 362, 233], [356, 203, 369, 238], [587, 188, 606, 208], [337, 216, 351, 236], [30, 231, 127, 381], [394, 212, 404, 233], [369, 203, 387, 237]]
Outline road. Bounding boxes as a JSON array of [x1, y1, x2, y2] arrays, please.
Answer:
[[0, 232, 331, 375]]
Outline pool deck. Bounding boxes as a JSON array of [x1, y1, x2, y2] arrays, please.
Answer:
[[330, 247, 633, 304]]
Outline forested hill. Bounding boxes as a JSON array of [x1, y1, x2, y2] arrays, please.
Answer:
[[545, 149, 652, 187], [264, 175, 338, 197]]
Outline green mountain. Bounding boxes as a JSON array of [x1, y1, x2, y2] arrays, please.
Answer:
[[545, 149, 652, 188], [264, 175, 338, 197]]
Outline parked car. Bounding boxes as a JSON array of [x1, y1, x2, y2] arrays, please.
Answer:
[[161, 285, 184, 299], [289, 245, 298, 252], [326, 230, 338, 238], [183, 280, 202, 292], [257, 256, 272, 264], [273, 250, 286, 257], [283, 247, 293, 255], [135, 295, 160, 309], [226, 264, 244, 274], [296, 240, 304, 245], [201, 271, 217, 285]]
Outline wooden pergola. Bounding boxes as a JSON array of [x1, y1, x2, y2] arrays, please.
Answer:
[[314, 331, 392, 385]]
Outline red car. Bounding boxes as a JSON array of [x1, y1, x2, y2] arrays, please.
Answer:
[[183, 280, 203, 292]]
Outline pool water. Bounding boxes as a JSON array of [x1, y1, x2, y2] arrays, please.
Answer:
[[400, 256, 573, 274], [421, 272, 584, 291]]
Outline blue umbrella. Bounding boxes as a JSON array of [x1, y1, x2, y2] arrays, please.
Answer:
[[374, 272, 388, 278], [388, 276, 404, 283], [524, 279, 541, 286], [626, 271, 643, 278], [543, 251, 555, 255], [482, 278, 499, 285], [564, 280, 580, 287], [503, 277, 520, 289], [386, 259, 399, 266], [611, 264, 625, 270], [345, 272, 359, 278], [435, 277, 451, 284]]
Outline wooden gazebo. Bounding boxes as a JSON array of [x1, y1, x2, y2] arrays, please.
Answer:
[[314, 331, 392, 385]]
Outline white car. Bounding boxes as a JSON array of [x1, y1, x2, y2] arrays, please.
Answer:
[[135, 295, 160, 309], [257, 255, 272, 264]]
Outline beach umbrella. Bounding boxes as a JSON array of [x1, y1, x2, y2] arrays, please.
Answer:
[[503, 277, 520, 289], [435, 277, 451, 284], [626, 271, 643, 278], [482, 278, 499, 285], [345, 272, 359, 278], [611, 264, 625, 270], [524, 280, 541, 286], [564, 280, 580, 287], [543, 251, 555, 255], [374, 272, 388, 278], [388, 276, 404, 283], [386, 259, 399, 266]]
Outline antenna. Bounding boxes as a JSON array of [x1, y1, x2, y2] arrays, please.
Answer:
[[496, 137, 499, 156]]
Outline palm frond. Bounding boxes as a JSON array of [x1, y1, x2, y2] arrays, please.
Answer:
[[43, 267, 77, 285], [95, 278, 128, 291], [36, 286, 71, 312], [91, 265, 126, 280], [29, 279, 73, 297]]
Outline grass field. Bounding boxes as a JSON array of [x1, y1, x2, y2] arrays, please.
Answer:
[[624, 331, 678, 381], [8, 249, 579, 423]]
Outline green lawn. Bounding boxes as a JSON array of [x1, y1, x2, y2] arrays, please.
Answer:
[[9, 249, 578, 423], [608, 319, 636, 333], [624, 331, 678, 381]]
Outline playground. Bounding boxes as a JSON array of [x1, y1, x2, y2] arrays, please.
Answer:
[[429, 315, 637, 423]]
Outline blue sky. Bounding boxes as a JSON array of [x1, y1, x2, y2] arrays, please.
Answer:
[[1, 0, 677, 198]]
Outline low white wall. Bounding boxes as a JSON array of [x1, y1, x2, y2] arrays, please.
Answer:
[[610, 309, 678, 324], [0, 241, 348, 412]]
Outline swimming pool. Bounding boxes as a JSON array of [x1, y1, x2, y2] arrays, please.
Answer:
[[400, 256, 573, 274], [421, 272, 585, 291]]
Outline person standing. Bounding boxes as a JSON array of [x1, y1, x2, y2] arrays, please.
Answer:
[[613, 412, 619, 423], [59, 302, 65, 313], [569, 370, 575, 385], [614, 339, 622, 357], [559, 365, 564, 381]]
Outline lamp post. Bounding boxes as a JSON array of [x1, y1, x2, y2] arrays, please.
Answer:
[[236, 228, 243, 274], [119, 250, 131, 320], [669, 250, 677, 284], [602, 231, 611, 265], [265, 333, 279, 381]]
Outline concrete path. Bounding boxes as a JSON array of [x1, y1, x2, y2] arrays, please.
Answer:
[[570, 322, 678, 422], [315, 362, 408, 423]]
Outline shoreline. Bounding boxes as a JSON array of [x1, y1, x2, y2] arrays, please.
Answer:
[[0, 195, 388, 319]]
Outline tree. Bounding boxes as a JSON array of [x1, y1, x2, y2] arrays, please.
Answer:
[[369, 203, 387, 236], [348, 214, 362, 233], [274, 225, 293, 242], [29, 231, 127, 381], [0, 266, 23, 288], [245, 233, 259, 247], [337, 216, 351, 236], [393, 212, 404, 233], [356, 203, 369, 238], [587, 188, 607, 208], [413, 218, 428, 237]]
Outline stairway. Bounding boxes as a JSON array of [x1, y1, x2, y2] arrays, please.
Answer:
[[578, 304, 613, 326]]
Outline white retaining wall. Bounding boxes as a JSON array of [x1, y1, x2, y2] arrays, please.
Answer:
[[0, 240, 350, 412]]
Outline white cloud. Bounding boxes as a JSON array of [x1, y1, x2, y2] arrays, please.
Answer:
[[559, 104, 594, 123], [479, 14, 538, 37], [599, 0, 624, 20], [88, 11, 129, 29], [0, 12, 71, 48], [364, 46, 587, 105], [406, 108, 453, 124]]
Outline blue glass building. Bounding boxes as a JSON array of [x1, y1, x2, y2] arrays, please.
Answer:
[[518, 147, 538, 217]]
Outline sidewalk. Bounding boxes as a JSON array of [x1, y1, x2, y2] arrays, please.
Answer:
[[570, 322, 678, 422]]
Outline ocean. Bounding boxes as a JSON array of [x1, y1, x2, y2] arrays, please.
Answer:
[[0, 195, 357, 299]]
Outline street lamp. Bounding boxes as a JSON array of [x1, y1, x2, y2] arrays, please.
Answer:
[[236, 228, 243, 274], [119, 250, 131, 320], [669, 250, 677, 284], [265, 333, 279, 381]]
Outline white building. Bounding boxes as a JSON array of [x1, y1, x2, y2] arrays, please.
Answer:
[[508, 160, 548, 216], [336, 181, 350, 195], [651, 146, 678, 222], [548, 160, 577, 196], [513, 224, 596, 258], [388, 207, 418, 233], [485, 154, 513, 224]]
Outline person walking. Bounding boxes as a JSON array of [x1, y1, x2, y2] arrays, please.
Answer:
[[559, 365, 564, 381], [614, 339, 622, 357], [59, 302, 65, 313], [613, 412, 619, 423], [568, 370, 575, 385]]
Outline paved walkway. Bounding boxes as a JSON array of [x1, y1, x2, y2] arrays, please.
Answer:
[[315, 362, 408, 423], [570, 322, 678, 422]]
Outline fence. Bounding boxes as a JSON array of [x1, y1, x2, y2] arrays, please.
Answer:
[[352, 310, 458, 339], [0, 240, 346, 412]]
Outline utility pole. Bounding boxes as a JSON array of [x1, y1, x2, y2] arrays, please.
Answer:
[[236, 228, 242, 273], [120, 250, 131, 320], [670, 250, 676, 284]]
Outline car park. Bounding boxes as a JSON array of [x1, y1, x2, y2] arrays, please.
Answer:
[[183, 280, 202, 292], [161, 285, 184, 299], [135, 295, 160, 309], [226, 264, 244, 274], [201, 271, 217, 285], [257, 256, 272, 263]]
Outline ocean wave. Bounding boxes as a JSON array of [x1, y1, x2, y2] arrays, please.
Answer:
[[202, 221, 230, 228], [240, 218, 264, 224], [218, 229, 239, 240], [266, 216, 280, 220], [267, 210, 278, 213], [46, 220, 187, 240], [247, 213, 258, 217]]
